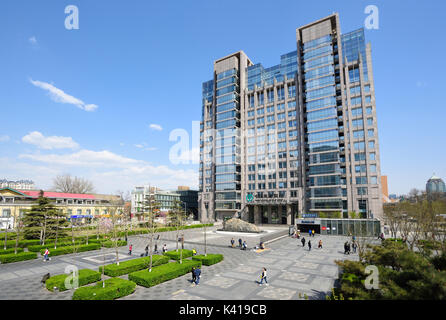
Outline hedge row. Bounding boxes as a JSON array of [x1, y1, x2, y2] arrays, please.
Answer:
[[72, 278, 136, 300], [0, 248, 24, 255], [163, 249, 194, 261], [101, 240, 127, 248], [46, 269, 102, 292], [98, 255, 169, 277], [128, 260, 202, 288], [192, 254, 224, 266], [0, 252, 38, 264], [39, 243, 101, 257]]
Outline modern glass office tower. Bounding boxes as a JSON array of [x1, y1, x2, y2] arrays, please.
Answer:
[[199, 14, 383, 225]]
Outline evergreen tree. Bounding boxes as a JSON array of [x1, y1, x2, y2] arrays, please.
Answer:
[[22, 190, 67, 242]]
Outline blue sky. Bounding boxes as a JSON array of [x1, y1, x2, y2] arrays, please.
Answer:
[[0, 0, 445, 195]]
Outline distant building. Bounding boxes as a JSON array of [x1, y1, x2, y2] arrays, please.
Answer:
[[131, 186, 180, 219], [426, 174, 446, 195], [0, 179, 35, 190], [381, 176, 389, 202], [0, 187, 123, 229], [176, 187, 198, 220]]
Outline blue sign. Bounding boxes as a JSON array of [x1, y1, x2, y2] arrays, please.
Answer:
[[71, 215, 93, 219], [301, 220, 315, 224], [303, 213, 318, 218]]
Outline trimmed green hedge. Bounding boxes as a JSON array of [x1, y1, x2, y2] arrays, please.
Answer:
[[163, 249, 193, 260], [46, 269, 102, 292], [101, 240, 127, 248], [0, 247, 24, 255], [192, 254, 223, 266], [0, 252, 37, 264], [72, 278, 136, 300], [99, 254, 169, 277], [39, 243, 101, 256], [128, 260, 202, 288]]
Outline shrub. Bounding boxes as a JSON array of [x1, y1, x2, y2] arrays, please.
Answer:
[[0, 252, 37, 264], [72, 278, 136, 300], [46, 269, 102, 292], [99, 255, 169, 277], [192, 254, 223, 266], [101, 240, 127, 248], [163, 249, 193, 260], [0, 248, 24, 255], [128, 260, 201, 288], [39, 243, 101, 256]]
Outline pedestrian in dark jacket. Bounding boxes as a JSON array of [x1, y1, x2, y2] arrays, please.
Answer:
[[193, 267, 201, 285], [238, 238, 242, 247], [308, 240, 312, 251], [301, 237, 306, 247], [191, 267, 196, 283]]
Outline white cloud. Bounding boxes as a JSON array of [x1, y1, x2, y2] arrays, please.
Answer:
[[29, 79, 98, 112], [29, 36, 37, 45], [0, 135, 10, 142], [22, 131, 79, 150], [149, 124, 163, 131], [134, 143, 157, 151], [19, 149, 141, 168]]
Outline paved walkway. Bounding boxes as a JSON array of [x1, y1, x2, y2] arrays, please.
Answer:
[[0, 227, 366, 300]]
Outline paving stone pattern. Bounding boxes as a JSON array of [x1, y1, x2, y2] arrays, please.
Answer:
[[0, 226, 370, 300]]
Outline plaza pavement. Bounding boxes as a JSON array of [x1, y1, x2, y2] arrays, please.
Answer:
[[0, 226, 369, 300]]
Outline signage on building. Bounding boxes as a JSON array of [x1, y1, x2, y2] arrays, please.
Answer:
[[303, 213, 318, 218], [71, 215, 93, 219], [246, 194, 254, 202], [322, 226, 326, 231], [301, 220, 315, 224]]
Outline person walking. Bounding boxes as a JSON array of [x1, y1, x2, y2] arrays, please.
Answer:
[[242, 240, 247, 250], [297, 231, 300, 239], [312, 229, 315, 237], [191, 267, 196, 283], [352, 241, 357, 253], [162, 244, 167, 253], [309, 229, 312, 237], [128, 244, 133, 255], [318, 240, 322, 249], [259, 267, 268, 286], [144, 245, 149, 257], [301, 237, 306, 247], [231, 238, 235, 248], [344, 241, 349, 255], [192, 248, 197, 256], [308, 240, 312, 251], [238, 238, 243, 248], [347, 242, 351, 255], [154, 243, 158, 253], [43, 248, 50, 262], [193, 266, 201, 285]]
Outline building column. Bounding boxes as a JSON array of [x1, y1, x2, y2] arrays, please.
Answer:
[[254, 205, 261, 225], [267, 206, 272, 224], [286, 204, 292, 225]]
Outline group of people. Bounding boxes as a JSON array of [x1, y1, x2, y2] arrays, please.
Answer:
[[343, 240, 357, 254], [231, 238, 248, 250], [300, 237, 323, 251]]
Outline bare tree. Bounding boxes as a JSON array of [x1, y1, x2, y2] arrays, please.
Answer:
[[52, 174, 95, 194], [139, 187, 161, 272]]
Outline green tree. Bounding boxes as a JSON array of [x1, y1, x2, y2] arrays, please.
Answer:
[[22, 190, 66, 243]]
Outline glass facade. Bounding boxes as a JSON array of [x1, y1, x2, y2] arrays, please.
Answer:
[[301, 33, 343, 213]]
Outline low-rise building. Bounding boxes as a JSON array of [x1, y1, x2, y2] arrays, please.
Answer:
[[0, 187, 123, 229]]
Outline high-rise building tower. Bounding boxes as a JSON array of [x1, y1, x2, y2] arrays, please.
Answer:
[[199, 14, 383, 224]]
